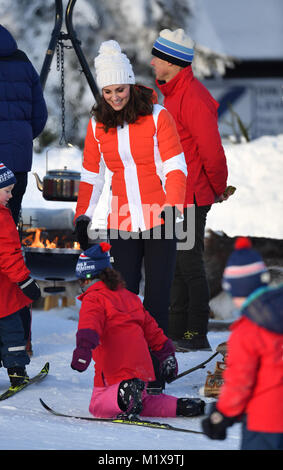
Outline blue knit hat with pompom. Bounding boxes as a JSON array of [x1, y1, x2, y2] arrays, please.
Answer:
[[222, 237, 270, 297], [76, 242, 112, 279]]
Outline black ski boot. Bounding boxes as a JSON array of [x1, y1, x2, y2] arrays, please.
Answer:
[[8, 367, 29, 388], [118, 378, 145, 418], [176, 398, 205, 417]]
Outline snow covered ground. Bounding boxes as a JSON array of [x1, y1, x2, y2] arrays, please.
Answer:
[[0, 304, 238, 451], [1, 135, 282, 452]]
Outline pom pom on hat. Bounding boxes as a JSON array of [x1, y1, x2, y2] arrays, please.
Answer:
[[152, 28, 194, 67], [94, 40, 135, 90], [0, 162, 17, 189], [234, 236, 252, 250], [100, 242, 111, 253], [76, 243, 112, 279], [222, 237, 270, 298]]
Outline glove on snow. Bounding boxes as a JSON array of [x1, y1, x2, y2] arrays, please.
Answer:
[[17, 277, 41, 301], [71, 329, 99, 372], [75, 216, 91, 250], [202, 403, 236, 440]]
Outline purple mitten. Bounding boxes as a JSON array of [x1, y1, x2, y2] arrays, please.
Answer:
[[71, 329, 99, 372], [152, 338, 176, 363]]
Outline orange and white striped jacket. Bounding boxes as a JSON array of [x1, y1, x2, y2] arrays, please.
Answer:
[[75, 104, 187, 232]]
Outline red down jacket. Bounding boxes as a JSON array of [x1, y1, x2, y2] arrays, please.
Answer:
[[217, 285, 283, 432], [77, 280, 168, 387], [0, 205, 31, 317], [156, 66, 228, 206]]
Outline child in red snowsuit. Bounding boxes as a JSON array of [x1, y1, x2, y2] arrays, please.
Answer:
[[0, 163, 41, 387], [202, 237, 283, 450], [71, 242, 205, 419]]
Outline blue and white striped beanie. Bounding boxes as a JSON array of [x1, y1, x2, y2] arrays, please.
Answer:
[[0, 162, 17, 189], [222, 237, 270, 298], [152, 29, 194, 67]]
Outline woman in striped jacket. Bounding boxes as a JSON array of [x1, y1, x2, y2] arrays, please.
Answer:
[[74, 41, 187, 342]]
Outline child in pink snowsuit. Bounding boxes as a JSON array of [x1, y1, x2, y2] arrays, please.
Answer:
[[71, 242, 205, 419]]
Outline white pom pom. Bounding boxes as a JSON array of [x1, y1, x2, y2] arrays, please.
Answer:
[[98, 40, 121, 55]]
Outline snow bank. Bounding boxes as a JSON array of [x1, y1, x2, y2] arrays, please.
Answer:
[[207, 134, 283, 239]]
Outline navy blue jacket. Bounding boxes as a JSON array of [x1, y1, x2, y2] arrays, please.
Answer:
[[0, 25, 48, 172]]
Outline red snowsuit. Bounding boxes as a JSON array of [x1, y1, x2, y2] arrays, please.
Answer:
[[156, 66, 228, 206], [77, 281, 169, 387], [0, 205, 31, 318], [76, 280, 178, 418], [217, 286, 283, 433]]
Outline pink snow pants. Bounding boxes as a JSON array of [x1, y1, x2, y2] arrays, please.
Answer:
[[89, 382, 178, 418]]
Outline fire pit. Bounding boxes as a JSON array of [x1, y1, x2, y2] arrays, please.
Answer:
[[21, 208, 81, 284], [24, 247, 80, 282]]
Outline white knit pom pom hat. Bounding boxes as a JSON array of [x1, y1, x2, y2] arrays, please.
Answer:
[[94, 40, 135, 90]]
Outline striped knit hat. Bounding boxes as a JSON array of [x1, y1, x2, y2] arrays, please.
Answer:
[[152, 29, 194, 67], [75, 242, 112, 279], [0, 162, 17, 189], [222, 237, 270, 297]]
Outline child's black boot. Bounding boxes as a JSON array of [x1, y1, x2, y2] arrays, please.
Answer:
[[176, 398, 205, 417], [8, 367, 29, 388], [118, 378, 145, 418]]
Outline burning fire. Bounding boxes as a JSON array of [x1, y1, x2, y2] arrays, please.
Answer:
[[22, 228, 80, 250]]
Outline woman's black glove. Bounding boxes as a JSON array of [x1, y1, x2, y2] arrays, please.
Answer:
[[202, 403, 236, 440], [159, 205, 182, 224], [75, 216, 91, 250]]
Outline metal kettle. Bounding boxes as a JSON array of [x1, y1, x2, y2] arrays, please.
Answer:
[[33, 144, 81, 202], [33, 166, 80, 201]]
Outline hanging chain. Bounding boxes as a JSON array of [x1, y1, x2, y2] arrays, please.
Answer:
[[56, 35, 72, 145], [56, 39, 67, 145]]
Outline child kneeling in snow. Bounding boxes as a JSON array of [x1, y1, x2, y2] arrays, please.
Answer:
[[71, 242, 204, 419]]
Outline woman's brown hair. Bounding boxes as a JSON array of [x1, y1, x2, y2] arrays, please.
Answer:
[[91, 84, 154, 132]]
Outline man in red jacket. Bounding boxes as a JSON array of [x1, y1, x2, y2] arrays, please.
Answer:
[[151, 29, 228, 351], [202, 237, 283, 450], [0, 163, 41, 388]]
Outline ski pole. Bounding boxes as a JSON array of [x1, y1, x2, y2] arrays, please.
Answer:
[[168, 351, 219, 383]]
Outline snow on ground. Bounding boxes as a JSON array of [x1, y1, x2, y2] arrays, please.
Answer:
[[0, 302, 238, 451]]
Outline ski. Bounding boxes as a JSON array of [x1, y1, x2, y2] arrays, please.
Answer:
[[39, 398, 204, 435], [0, 362, 49, 401], [168, 351, 219, 383]]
